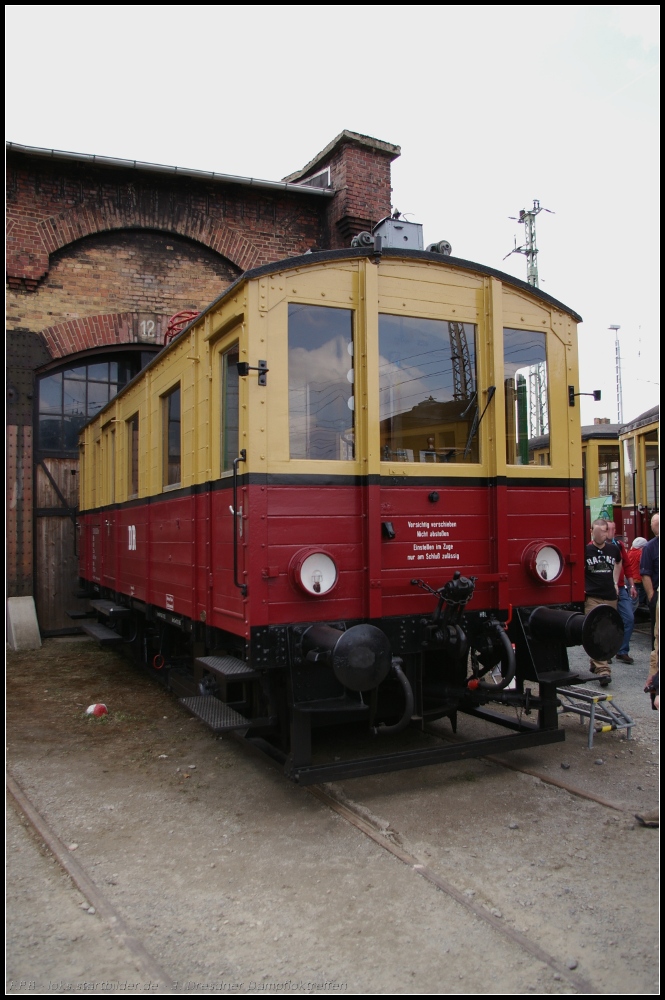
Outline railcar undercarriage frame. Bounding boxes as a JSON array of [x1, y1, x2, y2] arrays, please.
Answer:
[[77, 572, 623, 784]]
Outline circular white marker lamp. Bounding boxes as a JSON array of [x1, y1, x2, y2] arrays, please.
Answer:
[[521, 541, 565, 584], [289, 549, 338, 596]]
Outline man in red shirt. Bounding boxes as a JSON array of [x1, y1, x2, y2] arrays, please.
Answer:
[[625, 536, 648, 611]]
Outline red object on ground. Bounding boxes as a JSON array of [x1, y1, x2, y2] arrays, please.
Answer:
[[86, 703, 108, 716]]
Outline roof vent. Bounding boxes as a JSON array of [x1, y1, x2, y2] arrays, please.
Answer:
[[372, 217, 424, 250], [349, 217, 452, 255]]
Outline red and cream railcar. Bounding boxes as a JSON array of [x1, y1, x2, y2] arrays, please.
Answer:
[[77, 242, 621, 782], [618, 405, 659, 543]]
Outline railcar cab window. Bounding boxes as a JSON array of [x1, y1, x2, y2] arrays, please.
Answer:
[[288, 304, 355, 461], [378, 315, 479, 463], [162, 385, 181, 487], [503, 328, 550, 466], [598, 445, 620, 501], [221, 343, 240, 473]]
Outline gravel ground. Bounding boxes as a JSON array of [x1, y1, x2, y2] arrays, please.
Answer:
[[6, 624, 659, 996]]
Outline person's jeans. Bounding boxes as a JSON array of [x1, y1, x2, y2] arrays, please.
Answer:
[[617, 585, 635, 655]]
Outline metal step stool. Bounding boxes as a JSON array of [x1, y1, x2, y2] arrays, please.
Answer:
[[557, 686, 635, 749]]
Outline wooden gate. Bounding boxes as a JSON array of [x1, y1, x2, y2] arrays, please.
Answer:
[[34, 457, 89, 634]]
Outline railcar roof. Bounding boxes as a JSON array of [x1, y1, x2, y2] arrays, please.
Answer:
[[618, 405, 659, 436], [83, 246, 583, 425], [194, 246, 584, 327], [581, 424, 620, 440]]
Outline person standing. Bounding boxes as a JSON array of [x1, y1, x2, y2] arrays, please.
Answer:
[[625, 536, 649, 612], [640, 513, 659, 682], [584, 518, 622, 686], [607, 522, 636, 664], [636, 670, 659, 828]]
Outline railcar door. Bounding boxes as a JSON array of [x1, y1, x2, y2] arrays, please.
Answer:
[[209, 339, 247, 628], [374, 311, 495, 616], [100, 423, 117, 588], [257, 291, 364, 628]]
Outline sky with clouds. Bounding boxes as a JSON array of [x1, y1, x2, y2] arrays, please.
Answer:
[[6, 5, 659, 426]]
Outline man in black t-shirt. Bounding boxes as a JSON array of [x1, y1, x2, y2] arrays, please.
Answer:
[[584, 518, 622, 686]]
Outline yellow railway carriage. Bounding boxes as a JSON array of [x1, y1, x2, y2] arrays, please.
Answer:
[[618, 406, 659, 542], [77, 238, 622, 782]]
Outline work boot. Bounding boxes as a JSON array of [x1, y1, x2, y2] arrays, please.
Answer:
[[615, 653, 634, 664], [589, 664, 611, 687]]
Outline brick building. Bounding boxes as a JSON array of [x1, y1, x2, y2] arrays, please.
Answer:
[[6, 131, 400, 632]]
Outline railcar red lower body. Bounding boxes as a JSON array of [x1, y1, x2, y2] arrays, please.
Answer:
[[78, 479, 585, 634]]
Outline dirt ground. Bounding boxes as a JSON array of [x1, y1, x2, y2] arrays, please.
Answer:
[[6, 628, 660, 996]]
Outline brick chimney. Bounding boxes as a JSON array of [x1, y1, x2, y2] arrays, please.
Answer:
[[284, 130, 400, 249]]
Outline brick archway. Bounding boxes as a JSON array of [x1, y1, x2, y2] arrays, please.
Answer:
[[39, 312, 170, 359], [7, 203, 263, 287]]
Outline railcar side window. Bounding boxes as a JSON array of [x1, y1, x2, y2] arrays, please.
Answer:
[[598, 445, 620, 501], [221, 344, 240, 472], [103, 424, 116, 504], [128, 413, 139, 497], [503, 328, 549, 466], [288, 304, 354, 461], [622, 438, 635, 504], [645, 437, 658, 507], [378, 315, 479, 463], [93, 439, 100, 507], [162, 385, 181, 487]]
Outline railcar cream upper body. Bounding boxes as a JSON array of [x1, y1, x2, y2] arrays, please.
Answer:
[[79, 248, 582, 488]]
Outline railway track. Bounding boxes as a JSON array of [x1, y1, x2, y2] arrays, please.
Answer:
[[307, 783, 599, 994], [9, 741, 625, 996], [7, 774, 175, 994], [7, 635, 658, 995]]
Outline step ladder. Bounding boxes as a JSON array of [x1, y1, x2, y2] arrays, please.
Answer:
[[557, 686, 635, 749]]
